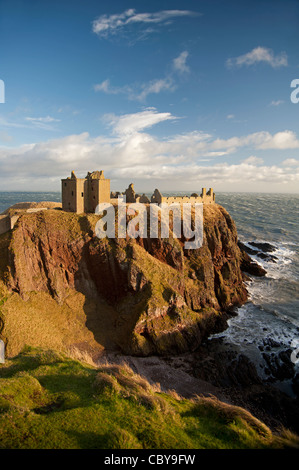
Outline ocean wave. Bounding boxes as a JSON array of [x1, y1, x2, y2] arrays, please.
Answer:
[[241, 239, 297, 282]]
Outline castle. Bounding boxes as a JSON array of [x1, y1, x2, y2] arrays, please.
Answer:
[[61, 171, 215, 214], [0, 170, 215, 236], [62, 171, 110, 213]]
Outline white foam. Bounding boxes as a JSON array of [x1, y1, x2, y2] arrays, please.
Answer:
[[212, 236, 299, 381], [245, 240, 297, 282]]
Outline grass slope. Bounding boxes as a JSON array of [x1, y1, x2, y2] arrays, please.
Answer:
[[0, 347, 297, 449]]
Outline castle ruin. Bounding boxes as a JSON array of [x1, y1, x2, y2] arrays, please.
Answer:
[[61, 171, 110, 214], [61, 171, 215, 213], [0, 171, 215, 236]]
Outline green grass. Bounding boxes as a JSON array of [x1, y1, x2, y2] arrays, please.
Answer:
[[0, 346, 297, 449]]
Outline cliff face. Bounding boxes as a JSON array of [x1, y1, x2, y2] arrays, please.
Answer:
[[1, 204, 249, 357]]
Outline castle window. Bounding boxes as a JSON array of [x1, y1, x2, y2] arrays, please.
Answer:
[[64, 183, 67, 187], [71, 191, 74, 196], [81, 192, 84, 197]]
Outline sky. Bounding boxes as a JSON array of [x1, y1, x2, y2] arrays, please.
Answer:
[[0, 0, 299, 193]]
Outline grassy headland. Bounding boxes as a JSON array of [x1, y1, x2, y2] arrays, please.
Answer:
[[1, 346, 297, 449]]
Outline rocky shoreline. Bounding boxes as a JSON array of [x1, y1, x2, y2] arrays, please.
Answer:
[[101, 239, 299, 435]]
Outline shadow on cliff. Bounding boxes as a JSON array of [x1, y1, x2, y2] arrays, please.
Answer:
[[72, 222, 237, 356], [74, 235, 154, 353]]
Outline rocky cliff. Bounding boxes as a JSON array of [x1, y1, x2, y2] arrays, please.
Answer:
[[0, 203, 257, 357]]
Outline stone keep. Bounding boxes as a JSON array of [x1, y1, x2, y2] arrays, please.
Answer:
[[62, 171, 111, 214]]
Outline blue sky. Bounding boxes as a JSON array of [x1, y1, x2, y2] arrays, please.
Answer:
[[0, 0, 299, 192]]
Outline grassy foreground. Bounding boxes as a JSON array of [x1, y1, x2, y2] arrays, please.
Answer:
[[0, 347, 297, 449]]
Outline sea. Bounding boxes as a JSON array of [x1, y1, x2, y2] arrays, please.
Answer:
[[1, 191, 298, 393]]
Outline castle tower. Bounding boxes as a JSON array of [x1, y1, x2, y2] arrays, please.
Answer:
[[61, 170, 110, 213], [207, 188, 215, 203], [86, 171, 111, 213]]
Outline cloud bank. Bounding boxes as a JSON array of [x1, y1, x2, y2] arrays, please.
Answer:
[[0, 109, 298, 192]]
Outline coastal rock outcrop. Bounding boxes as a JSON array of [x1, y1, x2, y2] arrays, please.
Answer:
[[1, 204, 250, 356]]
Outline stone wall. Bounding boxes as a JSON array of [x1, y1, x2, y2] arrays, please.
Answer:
[[117, 185, 216, 206], [160, 190, 215, 205], [62, 171, 111, 213], [88, 178, 111, 212], [150, 188, 215, 205], [62, 178, 79, 213], [0, 209, 49, 236]]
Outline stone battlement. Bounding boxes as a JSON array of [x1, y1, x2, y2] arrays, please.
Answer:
[[111, 184, 215, 205], [149, 187, 215, 205]]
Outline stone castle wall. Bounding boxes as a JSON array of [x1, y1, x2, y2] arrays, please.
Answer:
[[0, 210, 47, 236], [112, 184, 216, 206], [150, 187, 215, 205], [160, 195, 214, 205], [62, 171, 110, 214]]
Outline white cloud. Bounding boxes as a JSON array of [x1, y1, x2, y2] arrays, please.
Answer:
[[57, 105, 80, 115], [25, 116, 61, 123], [226, 114, 235, 120], [93, 80, 112, 93], [1, 136, 298, 192], [136, 78, 175, 101], [94, 50, 191, 102], [104, 108, 177, 136], [93, 79, 131, 96], [270, 100, 285, 106], [112, 162, 298, 188], [0, 131, 13, 143], [242, 156, 264, 165], [0, 116, 31, 129], [92, 9, 198, 38], [94, 77, 175, 102], [94, 72, 176, 103], [256, 131, 299, 150], [282, 158, 299, 166], [173, 51, 190, 74], [1, 111, 299, 192], [226, 46, 288, 68], [0, 115, 61, 131], [210, 130, 299, 152], [24, 116, 61, 131]]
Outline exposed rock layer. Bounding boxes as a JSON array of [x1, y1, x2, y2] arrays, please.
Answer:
[[2, 204, 251, 356]]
